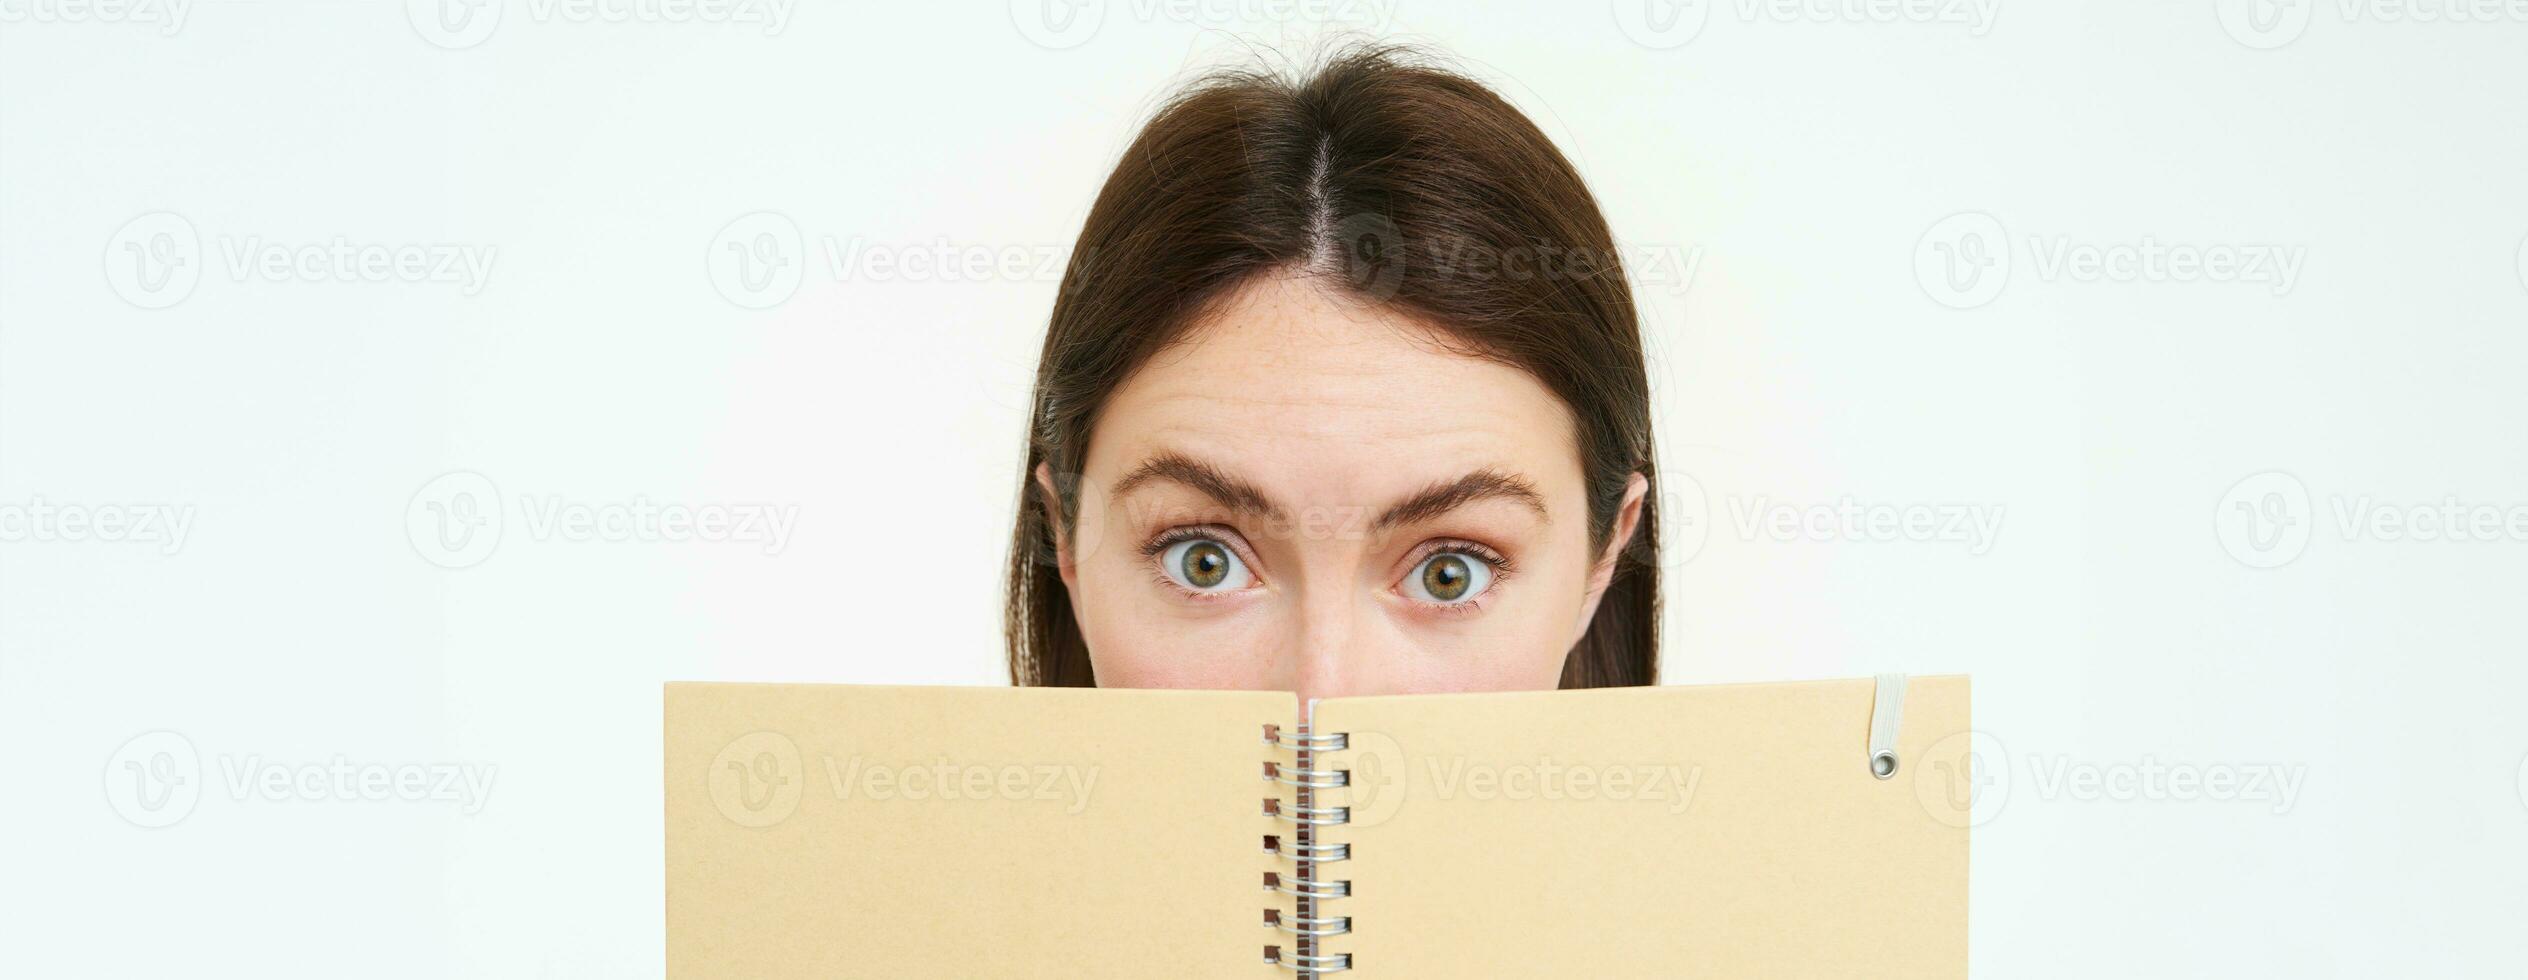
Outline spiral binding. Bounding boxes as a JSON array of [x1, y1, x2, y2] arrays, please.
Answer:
[[1263, 725, 1352, 976]]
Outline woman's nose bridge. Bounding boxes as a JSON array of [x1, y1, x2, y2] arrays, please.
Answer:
[[1286, 580, 1365, 696]]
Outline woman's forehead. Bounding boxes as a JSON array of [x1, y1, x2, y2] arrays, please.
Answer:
[[1086, 277, 1583, 508]]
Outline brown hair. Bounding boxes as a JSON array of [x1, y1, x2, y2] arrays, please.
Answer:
[[1005, 45, 1660, 688]]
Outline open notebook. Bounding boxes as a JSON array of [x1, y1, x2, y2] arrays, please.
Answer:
[[664, 676, 1970, 977]]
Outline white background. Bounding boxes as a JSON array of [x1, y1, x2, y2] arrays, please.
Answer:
[[5, 1, 2526, 976]]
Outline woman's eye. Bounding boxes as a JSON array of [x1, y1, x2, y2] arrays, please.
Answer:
[[1158, 537, 1253, 593], [1403, 551, 1495, 605]]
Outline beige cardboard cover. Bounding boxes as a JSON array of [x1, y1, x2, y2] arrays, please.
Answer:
[[666, 677, 1968, 977], [1313, 676, 1971, 977], [664, 683, 1290, 978]]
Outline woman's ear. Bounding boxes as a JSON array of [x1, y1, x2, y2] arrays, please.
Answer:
[[1032, 462, 1078, 590], [1572, 471, 1652, 644]]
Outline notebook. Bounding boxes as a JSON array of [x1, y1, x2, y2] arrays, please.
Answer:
[[664, 675, 1970, 977]]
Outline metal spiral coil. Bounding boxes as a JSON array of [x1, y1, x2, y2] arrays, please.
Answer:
[[1264, 724, 1352, 976]]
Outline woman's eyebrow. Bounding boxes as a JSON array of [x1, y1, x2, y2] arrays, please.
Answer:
[[1111, 452, 1546, 530], [1372, 469, 1548, 531], [1110, 451, 1286, 520]]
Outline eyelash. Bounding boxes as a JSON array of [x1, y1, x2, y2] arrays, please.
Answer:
[[1134, 527, 1515, 612], [1400, 539, 1515, 616], [1138, 526, 1257, 602]]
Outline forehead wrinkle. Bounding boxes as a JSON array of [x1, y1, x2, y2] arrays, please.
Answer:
[[1090, 276, 1590, 524]]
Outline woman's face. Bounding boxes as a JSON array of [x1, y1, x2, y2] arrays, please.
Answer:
[[1037, 274, 1647, 702]]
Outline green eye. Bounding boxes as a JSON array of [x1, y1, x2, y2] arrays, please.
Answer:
[[1181, 541, 1228, 587], [1159, 537, 1251, 593], [1422, 554, 1470, 600], [1406, 551, 1494, 605]]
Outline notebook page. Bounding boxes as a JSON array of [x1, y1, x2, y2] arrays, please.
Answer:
[[1314, 676, 1970, 978], [665, 683, 1291, 978]]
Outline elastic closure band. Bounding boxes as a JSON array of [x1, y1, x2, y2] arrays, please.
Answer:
[[1868, 673, 1906, 779]]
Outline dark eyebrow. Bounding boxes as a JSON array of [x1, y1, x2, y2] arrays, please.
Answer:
[[1110, 451, 1286, 521], [1110, 451, 1546, 532], [1372, 468, 1548, 532]]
